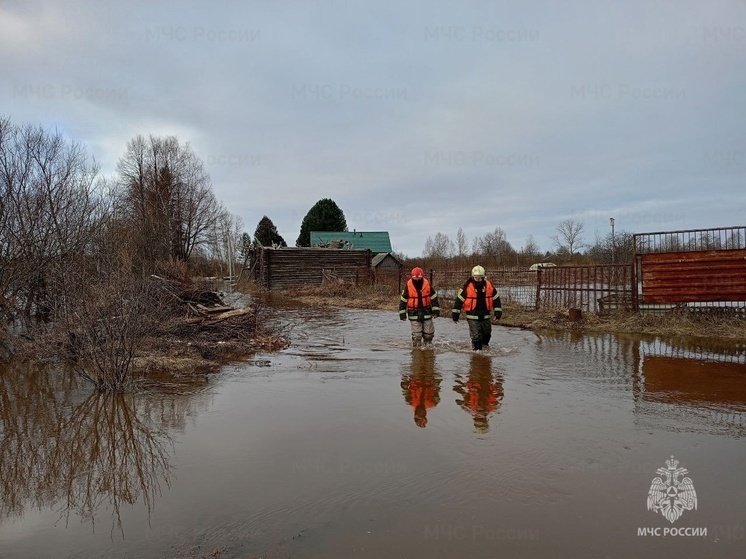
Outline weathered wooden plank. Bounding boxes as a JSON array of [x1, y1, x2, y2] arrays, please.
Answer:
[[255, 247, 373, 289], [195, 304, 235, 314]]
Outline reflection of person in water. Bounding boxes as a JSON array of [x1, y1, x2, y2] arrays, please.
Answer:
[[453, 353, 504, 433], [401, 349, 442, 428]]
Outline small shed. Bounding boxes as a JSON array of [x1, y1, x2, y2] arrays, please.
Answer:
[[371, 252, 402, 271]]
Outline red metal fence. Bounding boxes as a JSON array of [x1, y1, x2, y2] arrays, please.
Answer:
[[633, 225, 746, 312], [638, 249, 746, 304], [537, 264, 633, 312]]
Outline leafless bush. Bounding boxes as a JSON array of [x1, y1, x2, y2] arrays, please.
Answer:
[[57, 273, 179, 391], [0, 116, 107, 329]]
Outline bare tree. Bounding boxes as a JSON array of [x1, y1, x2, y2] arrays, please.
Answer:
[[521, 235, 541, 263], [423, 232, 454, 259], [456, 228, 469, 258], [474, 227, 515, 265], [586, 229, 634, 264], [0, 117, 107, 326], [551, 219, 586, 258], [115, 135, 220, 270], [204, 208, 244, 276]]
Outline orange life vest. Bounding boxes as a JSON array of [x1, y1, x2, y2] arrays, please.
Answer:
[[406, 278, 433, 311], [461, 280, 496, 313]]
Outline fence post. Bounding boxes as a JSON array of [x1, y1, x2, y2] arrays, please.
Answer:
[[535, 269, 542, 311], [632, 237, 639, 312]]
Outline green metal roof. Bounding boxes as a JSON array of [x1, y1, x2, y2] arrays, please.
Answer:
[[311, 231, 392, 253]]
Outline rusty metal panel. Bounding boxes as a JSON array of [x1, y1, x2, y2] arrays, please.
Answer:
[[640, 248, 746, 303]]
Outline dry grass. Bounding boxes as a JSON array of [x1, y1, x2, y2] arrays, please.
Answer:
[[289, 282, 398, 310], [130, 310, 290, 378], [487, 302, 746, 341], [256, 281, 746, 342]]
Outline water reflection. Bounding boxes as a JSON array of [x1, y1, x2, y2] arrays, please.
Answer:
[[400, 349, 442, 428], [0, 362, 189, 536], [533, 330, 746, 436], [453, 353, 504, 433], [633, 338, 746, 436], [56, 392, 173, 534]]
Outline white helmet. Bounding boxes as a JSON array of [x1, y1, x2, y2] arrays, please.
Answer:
[[471, 265, 485, 277]]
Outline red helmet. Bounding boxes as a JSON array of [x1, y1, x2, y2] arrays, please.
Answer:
[[411, 267, 424, 278]]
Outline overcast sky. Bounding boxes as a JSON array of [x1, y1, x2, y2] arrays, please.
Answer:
[[2, 0, 744, 257]]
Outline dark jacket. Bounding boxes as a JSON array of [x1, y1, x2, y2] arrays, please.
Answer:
[[452, 278, 502, 321], [399, 278, 440, 321]]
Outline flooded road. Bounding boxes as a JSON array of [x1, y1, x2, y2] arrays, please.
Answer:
[[1, 306, 745, 558]]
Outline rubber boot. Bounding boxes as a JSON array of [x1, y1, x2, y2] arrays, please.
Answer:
[[423, 335, 434, 346], [472, 341, 482, 351], [412, 337, 422, 347]]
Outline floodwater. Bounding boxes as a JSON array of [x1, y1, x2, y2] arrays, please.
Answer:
[[1, 306, 745, 559]]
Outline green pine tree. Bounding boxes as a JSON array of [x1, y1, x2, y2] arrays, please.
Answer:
[[295, 198, 348, 247], [253, 215, 286, 247]]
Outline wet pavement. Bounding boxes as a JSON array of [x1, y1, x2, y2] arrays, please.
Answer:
[[1, 306, 745, 558]]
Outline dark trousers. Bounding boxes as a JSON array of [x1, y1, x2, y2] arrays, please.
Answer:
[[467, 318, 492, 350]]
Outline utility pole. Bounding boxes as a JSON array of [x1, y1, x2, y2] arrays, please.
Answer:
[[227, 233, 234, 283], [610, 217, 615, 265]]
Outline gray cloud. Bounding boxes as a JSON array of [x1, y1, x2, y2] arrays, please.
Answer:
[[2, 0, 744, 256]]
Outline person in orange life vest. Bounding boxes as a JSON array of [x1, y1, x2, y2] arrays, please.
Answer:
[[451, 265, 502, 351], [400, 349, 442, 428], [398, 267, 440, 347], [453, 352, 504, 433]]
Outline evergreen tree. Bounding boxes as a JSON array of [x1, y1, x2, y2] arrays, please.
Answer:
[[239, 232, 252, 261], [295, 198, 348, 247], [253, 215, 286, 247]]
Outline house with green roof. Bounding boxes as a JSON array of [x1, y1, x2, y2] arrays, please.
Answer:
[[310, 231, 392, 253]]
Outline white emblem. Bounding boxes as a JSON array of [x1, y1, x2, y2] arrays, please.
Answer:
[[647, 455, 698, 523]]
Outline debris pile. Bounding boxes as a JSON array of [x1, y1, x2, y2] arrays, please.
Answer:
[[151, 274, 257, 337]]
